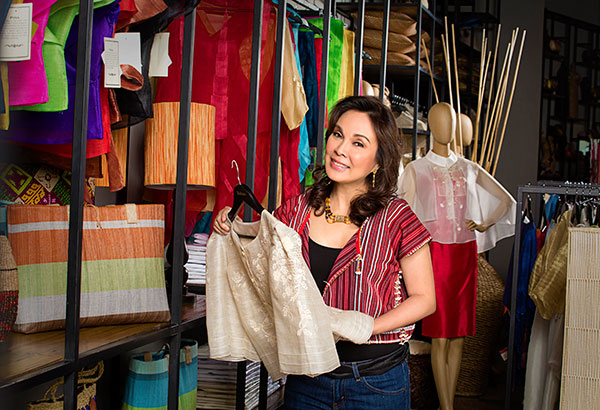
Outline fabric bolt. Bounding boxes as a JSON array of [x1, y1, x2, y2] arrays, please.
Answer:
[[7, 1, 119, 145], [274, 194, 431, 345], [0, 235, 18, 342], [297, 29, 318, 147], [421, 240, 477, 338], [7, 0, 58, 107], [206, 210, 374, 380], [310, 17, 344, 115], [17, 0, 115, 113], [528, 210, 572, 319], [338, 28, 355, 101], [503, 220, 537, 387], [398, 150, 516, 253], [7, 204, 170, 333], [291, 23, 310, 181], [154, 1, 277, 224], [284, 360, 410, 410]]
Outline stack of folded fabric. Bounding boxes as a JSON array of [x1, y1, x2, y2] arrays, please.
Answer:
[[196, 344, 282, 409], [358, 10, 429, 69], [186, 233, 208, 286]]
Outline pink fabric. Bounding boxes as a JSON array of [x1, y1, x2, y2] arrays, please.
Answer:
[[8, 0, 58, 106]]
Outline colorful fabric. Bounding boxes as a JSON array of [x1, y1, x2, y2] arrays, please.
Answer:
[[8, 0, 58, 107], [0, 63, 8, 129], [291, 23, 310, 181], [6, 203, 170, 333], [297, 29, 318, 148], [338, 28, 355, 100], [8, 0, 119, 144], [0, 236, 18, 341], [0, 163, 95, 205], [0, 0, 13, 115], [121, 340, 198, 410], [273, 194, 431, 344], [421, 240, 477, 338]]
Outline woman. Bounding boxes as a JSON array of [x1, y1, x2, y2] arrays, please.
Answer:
[[213, 96, 435, 409]]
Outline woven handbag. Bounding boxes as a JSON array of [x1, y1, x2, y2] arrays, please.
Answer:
[[0, 235, 18, 342], [26, 361, 104, 410]]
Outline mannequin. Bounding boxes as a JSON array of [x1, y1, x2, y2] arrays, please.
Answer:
[[458, 113, 473, 152], [398, 102, 515, 410]]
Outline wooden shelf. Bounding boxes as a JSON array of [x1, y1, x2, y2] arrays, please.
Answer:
[[363, 64, 443, 83], [0, 296, 206, 395]]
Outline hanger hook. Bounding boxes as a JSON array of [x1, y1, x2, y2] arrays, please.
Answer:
[[231, 160, 242, 185]]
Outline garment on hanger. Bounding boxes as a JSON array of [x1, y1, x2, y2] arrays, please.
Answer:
[[7, 0, 119, 146], [291, 23, 310, 181], [16, 0, 115, 113], [206, 210, 374, 380], [7, 0, 57, 107], [297, 29, 318, 147], [338, 28, 355, 101], [398, 150, 516, 253], [528, 209, 573, 320]]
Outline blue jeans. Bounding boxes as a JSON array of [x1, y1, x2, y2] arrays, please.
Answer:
[[284, 361, 410, 410]]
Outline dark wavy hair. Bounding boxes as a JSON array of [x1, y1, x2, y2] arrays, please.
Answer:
[[307, 96, 401, 225]]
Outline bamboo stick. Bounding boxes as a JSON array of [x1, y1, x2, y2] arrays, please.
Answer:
[[441, 32, 457, 152], [451, 24, 463, 155], [421, 38, 439, 103], [480, 25, 501, 164], [472, 31, 487, 162], [486, 29, 518, 171], [480, 43, 511, 167], [492, 30, 526, 176], [474, 50, 492, 162]]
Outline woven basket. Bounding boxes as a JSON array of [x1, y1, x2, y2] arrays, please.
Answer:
[[359, 11, 417, 36], [364, 47, 416, 66], [363, 29, 415, 53], [456, 255, 504, 396], [408, 340, 439, 410], [0, 235, 18, 342]]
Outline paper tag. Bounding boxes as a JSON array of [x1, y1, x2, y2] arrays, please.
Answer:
[[114, 32, 142, 73], [102, 38, 120, 88], [149, 32, 171, 77], [0, 3, 33, 62]]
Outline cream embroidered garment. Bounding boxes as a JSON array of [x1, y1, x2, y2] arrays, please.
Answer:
[[397, 150, 516, 253], [206, 211, 374, 380]]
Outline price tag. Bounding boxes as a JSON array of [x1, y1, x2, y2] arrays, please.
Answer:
[[0, 3, 33, 61], [102, 38, 121, 88]]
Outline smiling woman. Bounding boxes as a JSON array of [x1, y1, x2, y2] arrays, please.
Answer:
[[212, 96, 435, 410]]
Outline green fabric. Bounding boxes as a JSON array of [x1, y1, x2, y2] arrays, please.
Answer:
[[18, 258, 164, 297], [19, 0, 115, 112], [311, 17, 344, 115]]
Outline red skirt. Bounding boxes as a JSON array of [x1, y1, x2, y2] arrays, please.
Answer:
[[421, 240, 477, 338]]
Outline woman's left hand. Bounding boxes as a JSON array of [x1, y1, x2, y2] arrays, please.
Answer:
[[465, 219, 489, 232]]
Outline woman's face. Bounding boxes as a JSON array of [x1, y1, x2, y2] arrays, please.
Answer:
[[325, 110, 379, 191]]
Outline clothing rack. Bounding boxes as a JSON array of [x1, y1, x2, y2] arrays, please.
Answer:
[[505, 181, 600, 410]]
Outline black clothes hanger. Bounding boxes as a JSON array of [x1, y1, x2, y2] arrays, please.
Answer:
[[227, 160, 265, 222], [522, 194, 533, 223]]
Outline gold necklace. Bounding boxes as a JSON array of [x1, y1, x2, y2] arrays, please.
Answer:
[[325, 197, 352, 224]]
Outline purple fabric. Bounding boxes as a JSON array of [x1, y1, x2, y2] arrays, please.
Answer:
[[6, 1, 119, 144], [8, 0, 58, 107]]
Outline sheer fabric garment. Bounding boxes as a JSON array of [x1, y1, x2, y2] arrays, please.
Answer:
[[206, 211, 374, 380], [398, 150, 516, 253]]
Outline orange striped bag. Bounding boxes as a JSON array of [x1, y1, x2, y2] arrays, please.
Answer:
[[6, 204, 170, 333]]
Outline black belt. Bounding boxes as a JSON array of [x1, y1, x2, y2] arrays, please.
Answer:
[[325, 343, 409, 379]]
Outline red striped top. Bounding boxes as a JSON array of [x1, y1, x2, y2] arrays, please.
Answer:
[[273, 194, 432, 344]]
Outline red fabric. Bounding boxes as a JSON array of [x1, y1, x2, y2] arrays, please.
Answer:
[[116, 0, 139, 30], [421, 240, 477, 338], [279, 121, 301, 202], [274, 194, 432, 344], [314, 37, 322, 96], [155, 1, 277, 224]]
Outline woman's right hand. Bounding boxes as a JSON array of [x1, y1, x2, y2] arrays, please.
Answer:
[[213, 206, 233, 235]]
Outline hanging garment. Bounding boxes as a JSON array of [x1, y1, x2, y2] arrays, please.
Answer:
[[397, 150, 516, 253], [503, 219, 537, 387], [154, 0, 277, 223], [528, 210, 572, 319], [7, 0, 58, 107], [17, 0, 115, 113], [291, 23, 310, 181], [338, 28, 355, 100], [206, 211, 374, 380], [6, 0, 119, 145], [297, 29, 318, 147]]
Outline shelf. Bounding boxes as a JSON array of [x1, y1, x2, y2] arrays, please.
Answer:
[[336, 2, 441, 28], [0, 296, 206, 396], [363, 64, 443, 83], [401, 128, 430, 136]]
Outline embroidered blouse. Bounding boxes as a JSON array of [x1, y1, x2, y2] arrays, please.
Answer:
[[273, 193, 431, 344]]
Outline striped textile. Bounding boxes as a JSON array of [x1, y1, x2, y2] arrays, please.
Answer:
[[122, 339, 198, 410], [7, 204, 170, 333], [273, 194, 431, 344]]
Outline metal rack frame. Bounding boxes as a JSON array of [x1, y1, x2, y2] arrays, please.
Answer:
[[504, 180, 600, 410]]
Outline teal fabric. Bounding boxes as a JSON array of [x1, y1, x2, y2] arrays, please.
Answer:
[[292, 22, 310, 182], [121, 339, 198, 410]]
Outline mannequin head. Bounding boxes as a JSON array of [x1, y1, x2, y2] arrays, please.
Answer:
[[458, 113, 473, 147], [362, 80, 374, 97], [428, 102, 456, 156]]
